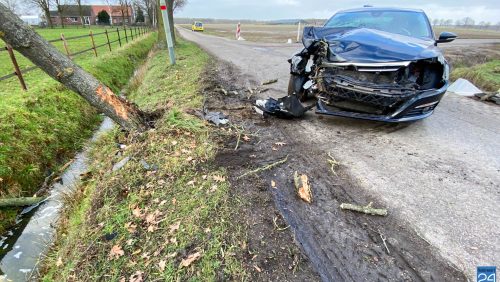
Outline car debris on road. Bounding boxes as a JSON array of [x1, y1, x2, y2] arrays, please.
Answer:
[[254, 95, 314, 118]]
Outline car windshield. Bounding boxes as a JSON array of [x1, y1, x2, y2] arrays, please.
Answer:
[[324, 10, 432, 39], [195, 22, 203, 27]]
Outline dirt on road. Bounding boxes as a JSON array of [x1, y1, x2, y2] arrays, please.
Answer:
[[179, 27, 500, 280]]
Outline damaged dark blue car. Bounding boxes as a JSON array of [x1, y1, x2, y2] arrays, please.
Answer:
[[288, 7, 457, 122]]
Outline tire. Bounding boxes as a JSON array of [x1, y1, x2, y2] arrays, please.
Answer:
[[287, 74, 308, 101]]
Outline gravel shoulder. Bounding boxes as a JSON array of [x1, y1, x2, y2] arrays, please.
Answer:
[[178, 27, 500, 280]]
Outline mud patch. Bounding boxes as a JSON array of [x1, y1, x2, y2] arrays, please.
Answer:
[[204, 59, 467, 281]]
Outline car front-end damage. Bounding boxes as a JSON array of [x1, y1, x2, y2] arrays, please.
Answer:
[[289, 26, 451, 122]]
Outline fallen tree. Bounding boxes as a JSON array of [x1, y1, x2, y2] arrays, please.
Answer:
[[0, 3, 150, 131]]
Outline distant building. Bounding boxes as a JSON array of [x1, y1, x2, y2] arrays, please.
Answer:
[[49, 5, 134, 26], [20, 15, 42, 26]]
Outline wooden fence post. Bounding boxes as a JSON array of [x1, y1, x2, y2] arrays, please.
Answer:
[[61, 33, 71, 58], [124, 27, 129, 43], [89, 30, 98, 57], [130, 26, 134, 41], [117, 28, 122, 47], [105, 29, 112, 51], [6, 45, 27, 91]]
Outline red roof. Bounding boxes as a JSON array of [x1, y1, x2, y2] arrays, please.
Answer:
[[91, 5, 132, 17]]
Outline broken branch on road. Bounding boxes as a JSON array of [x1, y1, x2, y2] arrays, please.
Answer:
[[237, 155, 288, 179], [327, 152, 340, 176], [262, 78, 278, 85], [340, 202, 387, 216]]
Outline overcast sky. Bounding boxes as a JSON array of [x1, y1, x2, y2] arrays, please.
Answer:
[[172, 0, 500, 23], [85, 0, 499, 23]]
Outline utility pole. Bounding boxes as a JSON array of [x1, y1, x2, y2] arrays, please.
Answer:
[[159, 0, 175, 65]]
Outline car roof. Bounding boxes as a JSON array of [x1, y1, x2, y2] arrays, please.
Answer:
[[337, 7, 425, 13]]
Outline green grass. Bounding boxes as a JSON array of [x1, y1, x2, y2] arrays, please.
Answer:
[[0, 26, 147, 93], [451, 60, 500, 91], [41, 38, 246, 281], [0, 30, 156, 234]]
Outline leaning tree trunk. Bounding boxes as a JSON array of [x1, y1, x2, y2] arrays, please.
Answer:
[[0, 4, 149, 131]]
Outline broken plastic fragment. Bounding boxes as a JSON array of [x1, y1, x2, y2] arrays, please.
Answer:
[[140, 160, 159, 171], [447, 78, 483, 96], [204, 112, 229, 126], [112, 157, 130, 171], [254, 95, 314, 118]]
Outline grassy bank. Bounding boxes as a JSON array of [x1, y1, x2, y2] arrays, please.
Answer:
[[451, 60, 500, 91], [0, 32, 156, 234], [41, 39, 245, 281]]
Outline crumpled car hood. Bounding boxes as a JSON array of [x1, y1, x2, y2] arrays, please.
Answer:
[[302, 26, 440, 63]]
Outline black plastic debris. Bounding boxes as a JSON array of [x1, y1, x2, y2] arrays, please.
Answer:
[[254, 95, 314, 118]]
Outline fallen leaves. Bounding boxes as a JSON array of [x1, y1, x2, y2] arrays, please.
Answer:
[[212, 175, 226, 182], [129, 271, 144, 282], [168, 221, 181, 234], [294, 171, 312, 203], [125, 222, 137, 233], [158, 260, 167, 272], [132, 207, 143, 219], [109, 245, 125, 260], [180, 251, 202, 267]]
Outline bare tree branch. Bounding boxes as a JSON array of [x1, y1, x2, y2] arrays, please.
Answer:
[[28, 0, 53, 28]]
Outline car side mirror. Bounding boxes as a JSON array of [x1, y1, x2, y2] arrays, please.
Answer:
[[436, 32, 457, 44]]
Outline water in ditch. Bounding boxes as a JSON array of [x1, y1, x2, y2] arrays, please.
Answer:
[[0, 117, 114, 281]]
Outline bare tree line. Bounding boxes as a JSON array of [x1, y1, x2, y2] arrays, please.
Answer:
[[432, 17, 500, 30], [5, 0, 186, 29]]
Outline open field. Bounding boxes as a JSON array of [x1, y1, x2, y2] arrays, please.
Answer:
[[179, 23, 500, 43]]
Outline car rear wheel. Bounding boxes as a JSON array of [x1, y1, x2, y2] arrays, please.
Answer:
[[288, 74, 308, 101]]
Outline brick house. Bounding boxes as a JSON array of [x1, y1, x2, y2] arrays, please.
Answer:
[[49, 5, 133, 26]]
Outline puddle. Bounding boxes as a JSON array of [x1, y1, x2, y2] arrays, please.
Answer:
[[0, 117, 114, 281]]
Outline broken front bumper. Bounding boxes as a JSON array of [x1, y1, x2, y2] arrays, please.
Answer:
[[315, 82, 448, 122]]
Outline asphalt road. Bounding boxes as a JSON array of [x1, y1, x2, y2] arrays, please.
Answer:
[[178, 27, 500, 279]]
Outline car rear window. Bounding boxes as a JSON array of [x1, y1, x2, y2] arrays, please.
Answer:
[[324, 11, 432, 39]]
